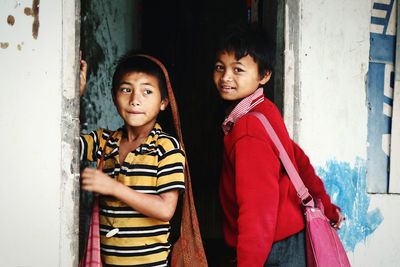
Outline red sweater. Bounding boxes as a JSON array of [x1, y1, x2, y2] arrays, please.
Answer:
[[219, 98, 339, 267]]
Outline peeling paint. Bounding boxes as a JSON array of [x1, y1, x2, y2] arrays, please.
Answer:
[[7, 15, 15, 25], [24, 0, 40, 39], [24, 7, 32, 16], [0, 42, 9, 49], [61, 141, 75, 183], [316, 158, 383, 252], [32, 0, 39, 39]]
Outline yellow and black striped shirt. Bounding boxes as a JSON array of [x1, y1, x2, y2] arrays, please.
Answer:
[[80, 123, 185, 267]]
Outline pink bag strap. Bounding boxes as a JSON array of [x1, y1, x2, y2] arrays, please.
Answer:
[[249, 112, 315, 207]]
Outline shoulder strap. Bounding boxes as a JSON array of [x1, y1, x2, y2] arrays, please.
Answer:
[[248, 112, 315, 207], [134, 54, 207, 266]]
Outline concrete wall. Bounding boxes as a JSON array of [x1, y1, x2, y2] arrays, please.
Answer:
[[0, 0, 79, 266], [285, 0, 400, 266]]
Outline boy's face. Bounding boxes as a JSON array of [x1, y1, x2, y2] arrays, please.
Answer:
[[213, 52, 271, 101], [114, 72, 168, 130]]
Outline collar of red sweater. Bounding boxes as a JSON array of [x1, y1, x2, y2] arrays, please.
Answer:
[[222, 88, 265, 135]]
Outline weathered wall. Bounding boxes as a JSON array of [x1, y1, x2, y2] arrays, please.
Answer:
[[80, 0, 141, 133], [0, 0, 79, 265], [285, 0, 400, 266]]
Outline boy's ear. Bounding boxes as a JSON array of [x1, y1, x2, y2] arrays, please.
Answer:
[[259, 70, 272, 85], [160, 98, 169, 111]]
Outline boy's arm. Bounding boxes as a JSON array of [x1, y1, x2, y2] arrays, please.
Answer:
[[81, 168, 179, 222], [81, 146, 185, 222], [113, 182, 179, 222], [292, 141, 341, 223], [263, 102, 342, 225], [80, 129, 101, 162]]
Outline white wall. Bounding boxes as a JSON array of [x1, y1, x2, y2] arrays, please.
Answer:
[[298, 0, 369, 166], [286, 0, 400, 266], [0, 0, 79, 266]]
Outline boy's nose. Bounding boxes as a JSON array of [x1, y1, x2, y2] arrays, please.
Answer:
[[221, 71, 233, 82], [130, 101, 140, 106], [129, 94, 141, 106]]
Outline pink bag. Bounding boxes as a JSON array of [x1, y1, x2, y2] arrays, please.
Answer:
[[250, 112, 351, 267], [79, 197, 102, 267], [305, 200, 350, 267]]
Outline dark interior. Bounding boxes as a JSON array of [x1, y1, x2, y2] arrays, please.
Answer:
[[141, 2, 246, 265]]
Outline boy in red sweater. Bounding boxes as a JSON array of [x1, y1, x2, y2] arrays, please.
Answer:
[[213, 24, 344, 267]]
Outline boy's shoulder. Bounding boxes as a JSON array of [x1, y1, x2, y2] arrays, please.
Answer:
[[153, 127, 182, 152], [240, 97, 282, 123], [81, 128, 114, 140], [231, 99, 285, 139], [97, 128, 117, 144], [256, 97, 281, 114]]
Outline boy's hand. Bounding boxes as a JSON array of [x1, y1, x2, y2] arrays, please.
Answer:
[[81, 167, 118, 196], [331, 208, 346, 230], [79, 58, 88, 97]]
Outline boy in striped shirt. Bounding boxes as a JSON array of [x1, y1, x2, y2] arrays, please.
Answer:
[[80, 54, 185, 266]]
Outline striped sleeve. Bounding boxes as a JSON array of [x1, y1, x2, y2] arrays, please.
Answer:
[[80, 129, 102, 162], [157, 137, 186, 193]]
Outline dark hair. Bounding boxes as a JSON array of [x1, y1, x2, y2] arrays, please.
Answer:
[[111, 54, 168, 99], [216, 23, 275, 76]]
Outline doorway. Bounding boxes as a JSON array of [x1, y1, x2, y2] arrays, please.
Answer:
[[80, 0, 282, 265]]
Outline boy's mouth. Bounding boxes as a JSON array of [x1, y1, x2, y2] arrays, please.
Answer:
[[220, 85, 236, 93], [128, 110, 145, 115]]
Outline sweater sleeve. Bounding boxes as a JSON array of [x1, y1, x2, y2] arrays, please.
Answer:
[[233, 135, 280, 267], [292, 141, 340, 222]]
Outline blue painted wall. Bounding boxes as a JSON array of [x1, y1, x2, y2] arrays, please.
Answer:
[[317, 159, 383, 251], [367, 0, 395, 192]]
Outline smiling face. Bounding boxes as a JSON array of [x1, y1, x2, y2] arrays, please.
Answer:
[[213, 51, 271, 102], [114, 71, 168, 131]]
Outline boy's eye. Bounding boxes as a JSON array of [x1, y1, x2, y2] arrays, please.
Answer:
[[214, 65, 224, 72], [120, 87, 131, 93], [234, 67, 244, 73], [144, 89, 153, 95]]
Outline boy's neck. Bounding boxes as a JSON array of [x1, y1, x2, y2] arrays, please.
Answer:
[[123, 121, 156, 142]]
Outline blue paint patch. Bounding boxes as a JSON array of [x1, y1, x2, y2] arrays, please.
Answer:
[[316, 158, 383, 252], [367, 0, 395, 193], [367, 62, 392, 192], [369, 34, 396, 63]]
